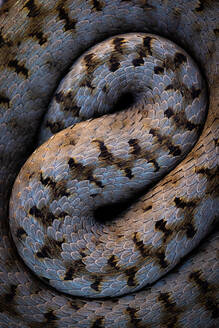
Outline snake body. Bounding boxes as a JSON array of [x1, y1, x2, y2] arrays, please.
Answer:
[[0, 0, 218, 327]]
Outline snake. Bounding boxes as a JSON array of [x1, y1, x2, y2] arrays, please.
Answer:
[[0, 0, 218, 327]]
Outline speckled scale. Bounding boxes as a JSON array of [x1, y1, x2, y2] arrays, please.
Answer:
[[0, 0, 219, 327]]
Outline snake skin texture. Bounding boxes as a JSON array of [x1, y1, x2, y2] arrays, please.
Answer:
[[0, 0, 218, 327]]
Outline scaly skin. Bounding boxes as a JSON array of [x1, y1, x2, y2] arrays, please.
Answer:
[[0, 1, 218, 327]]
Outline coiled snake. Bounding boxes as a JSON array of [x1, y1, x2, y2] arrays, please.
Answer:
[[0, 0, 218, 327]]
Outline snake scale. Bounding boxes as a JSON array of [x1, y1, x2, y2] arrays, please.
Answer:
[[0, 0, 219, 327]]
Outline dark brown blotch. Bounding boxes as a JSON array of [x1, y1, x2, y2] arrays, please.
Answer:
[[24, 0, 40, 17], [149, 128, 181, 156], [93, 139, 114, 163], [125, 306, 142, 327], [143, 36, 153, 56], [191, 86, 201, 99], [28, 31, 47, 45], [84, 53, 101, 74], [8, 59, 29, 78], [36, 237, 63, 259], [16, 227, 27, 240], [80, 75, 95, 90], [45, 120, 64, 134], [149, 158, 160, 172], [57, 3, 77, 31], [91, 275, 102, 292], [165, 84, 174, 91], [124, 167, 134, 179], [0, 31, 12, 48], [155, 219, 172, 242], [44, 310, 58, 324], [132, 57, 144, 67], [154, 66, 164, 74], [55, 90, 81, 114], [64, 260, 86, 280], [195, 0, 205, 12], [133, 232, 148, 258], [196, 166, 219, 197], [189, 270, 218, 318], [107, 254, 119, 270], [40, 173, 70, 199], [125, 267, 138, 287], [213, 28, 219, 36], [0, 93, 10, 108], [174, 52, 187, 68], [0, 285, 19, 317], [174, 197, 197, 209], [128, 138, 141, 156], [158, 292, 184, 326], [68, 157, 103, 188], [174, 197, 198, 238], [113, 37, 125, 54], [164, 107, 174, 118], [91, 316, 104, 328], [108, 54, 120, 72], [90, 0, 104, 11], [143, 204, 152, 212], [169, 109, 198, 131], [133, 232, 168, 268]]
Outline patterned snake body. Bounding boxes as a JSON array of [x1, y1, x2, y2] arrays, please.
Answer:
[[0, 0, 219, 327]]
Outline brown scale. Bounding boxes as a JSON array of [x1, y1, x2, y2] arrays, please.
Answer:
[[157, 292, 185, 328], [189, 270, 219, 319], [36, 236, 64, 259]]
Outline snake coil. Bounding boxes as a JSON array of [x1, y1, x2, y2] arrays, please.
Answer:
[[0, 1, 218, 327]]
